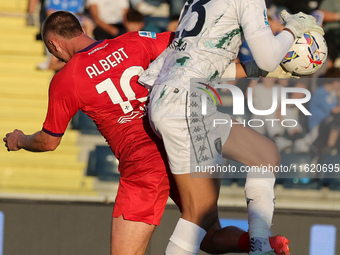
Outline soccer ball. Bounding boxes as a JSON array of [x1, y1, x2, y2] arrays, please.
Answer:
[[281, 31, 328, 76]]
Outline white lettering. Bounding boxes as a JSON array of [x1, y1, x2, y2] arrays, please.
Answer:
[[113, 51, 124, 63], [118, 48, 128, 58], [213, 119, 229, 127], [248, 119, 264, 128], [93, 63, 104, 75], [212, 118, 298, 128], [265, 119, 280, 127], [85, 48, 129, 79], [211, 84, 311, 116], [215, 84, 244, 115], [281, 87, 311, 116], [99, 59, 110, 71], [247, 87, 278, 115], [86, 66, 97, 79], [106, 55, 117, 68], [281, 119, 298, 127]]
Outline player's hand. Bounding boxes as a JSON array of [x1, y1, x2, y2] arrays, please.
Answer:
[[280, 9, 324, 38], [3, 129, 24, 151], [265, 64, 299, 79]]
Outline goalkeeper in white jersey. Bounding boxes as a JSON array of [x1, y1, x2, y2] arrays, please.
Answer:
[[139, 0, 324, 254]]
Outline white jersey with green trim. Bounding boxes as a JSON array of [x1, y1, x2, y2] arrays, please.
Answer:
[[148, 0, 272, 89]]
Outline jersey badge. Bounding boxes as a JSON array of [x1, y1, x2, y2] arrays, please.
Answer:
[[263, 10, 269, 26], [138, 31, 157, 39]]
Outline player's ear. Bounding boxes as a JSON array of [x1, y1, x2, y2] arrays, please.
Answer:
[[48, 40, 60, 52]]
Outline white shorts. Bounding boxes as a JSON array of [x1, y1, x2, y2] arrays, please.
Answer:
[[149, 84, 232, 175]]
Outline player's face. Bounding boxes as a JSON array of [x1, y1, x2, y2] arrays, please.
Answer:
[[46, 46, 64, 62], [47, 47, 66, 63]]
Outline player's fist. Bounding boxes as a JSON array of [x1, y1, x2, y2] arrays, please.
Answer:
[[280, 9, 324, 38], [3, 129, 24, 151]]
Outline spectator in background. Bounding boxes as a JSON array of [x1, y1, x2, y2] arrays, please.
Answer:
[[26, 0, 47, 41], [130, 0, 169, 33], [45, 0, 94, 37], [324, 33, 340, 69], [319, 0, 340, 54], [167, 15, 179, 32], [26, 0, 40, 26], [45, 0, 83, 16], [167, 0, 186, 31], [319, 0, 340, 23], [294, 68, 340, 154], [87, 0, 129, 40], [123, 8, 145, 33], [270, 0, 323, 15]]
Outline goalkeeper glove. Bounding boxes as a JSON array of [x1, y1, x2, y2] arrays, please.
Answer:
[[266, 64, 299, 78], [280, 9, 324, 38], [242, 60, 298, 78]]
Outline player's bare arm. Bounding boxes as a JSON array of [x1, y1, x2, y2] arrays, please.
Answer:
[[3, 129, 61, 152]]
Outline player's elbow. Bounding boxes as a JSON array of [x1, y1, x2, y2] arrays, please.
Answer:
[[41, 138, 61, 151], [42, 142, 59, 151], [39, 130, 62, 151], [255, 58, 279, 73]]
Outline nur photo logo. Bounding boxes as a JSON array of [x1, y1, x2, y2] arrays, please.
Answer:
[[196, 78, 312, 129], [197, 82, 223, 115]]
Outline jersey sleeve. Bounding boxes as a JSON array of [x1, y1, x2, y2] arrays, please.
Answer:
[[135, 31, 174, 88], [43, 70, 79, 137], [247, 30, 294, 71], [237, 0, 272, 40], [138, 47, 171, 89], [137, 31, 174, 61], [234, 0, 294, 71]]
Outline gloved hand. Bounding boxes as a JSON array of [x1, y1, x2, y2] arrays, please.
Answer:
[[242, 60, 300, 78], [280, 9, 324, 38], [265, 64, 299, 78]]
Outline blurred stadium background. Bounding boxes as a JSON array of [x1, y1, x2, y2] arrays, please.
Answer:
[[0, 1, 340, 254]]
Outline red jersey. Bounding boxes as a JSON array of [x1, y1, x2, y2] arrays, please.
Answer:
[[43, 31, 173, 162]]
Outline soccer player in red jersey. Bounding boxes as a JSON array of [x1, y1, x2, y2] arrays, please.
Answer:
[[3, 11, 290, 255], [4, 10, 174, 255]]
